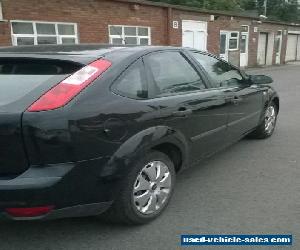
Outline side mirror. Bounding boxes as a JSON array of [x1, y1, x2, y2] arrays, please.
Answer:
[[249, 75, 273, 85]]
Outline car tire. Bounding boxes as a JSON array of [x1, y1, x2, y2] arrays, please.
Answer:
[[101, 150, 176, 225], [248, 101, 278, 139]]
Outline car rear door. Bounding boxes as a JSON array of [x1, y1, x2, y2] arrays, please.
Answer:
[[189, 51, 263, 142], [143, 50, 229, 163]]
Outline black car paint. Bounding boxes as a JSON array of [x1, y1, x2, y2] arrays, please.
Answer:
[[0, 113, 28, 176], [0, 45, 279, 218]]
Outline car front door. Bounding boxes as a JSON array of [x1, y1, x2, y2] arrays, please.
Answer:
[[143, 50, 229, 163], [224, 83, 264, 140], [190, 51, 263, 142]]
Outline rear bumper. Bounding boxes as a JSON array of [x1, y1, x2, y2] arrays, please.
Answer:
[[0, 201, 112, 221], [0, 157, 116, 220], [0, 163, 73, 191]]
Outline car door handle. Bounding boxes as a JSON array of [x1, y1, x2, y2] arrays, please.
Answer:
[[172, 108, 193, 117], [231, 96, 243, 105], [226, 96, 243, 105]]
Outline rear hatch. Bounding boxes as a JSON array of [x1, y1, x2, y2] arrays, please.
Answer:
[[0, 58, 82, 176]]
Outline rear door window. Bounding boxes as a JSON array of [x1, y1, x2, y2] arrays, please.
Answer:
[[0, 59, 80, 106], [112, 60, 148, 99], [144, 51, 206, 97]]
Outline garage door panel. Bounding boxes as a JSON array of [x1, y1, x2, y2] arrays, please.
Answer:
[[286, 34, 297, 62], [182, 20, 207, 31], [182, 20, 207, 51], [182, 30, 194, 48], [194, 31, 206, 51], [257, 33, 267, 65]]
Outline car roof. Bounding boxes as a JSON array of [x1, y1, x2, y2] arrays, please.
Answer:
[[0, 44, 180, 64], [0, 44, 139, 55]]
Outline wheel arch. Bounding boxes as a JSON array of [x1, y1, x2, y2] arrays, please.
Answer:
[[152, 142, 183, 173], [100, 126, 189, 179], [272, 96, 280, 112]]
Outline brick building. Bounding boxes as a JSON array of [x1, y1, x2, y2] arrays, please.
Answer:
[[0, 0, 300, 67]]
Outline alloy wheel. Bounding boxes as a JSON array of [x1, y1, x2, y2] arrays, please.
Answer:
[[133, 161, 172, 215], [265, 105, 276, 134]]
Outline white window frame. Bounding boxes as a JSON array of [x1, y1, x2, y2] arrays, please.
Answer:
[[0, 1, 3, 21], [241, 25, 249, 33], [228, 31, 240, 51], [108, 25, 151, 45], [10, 20, 79, 46]]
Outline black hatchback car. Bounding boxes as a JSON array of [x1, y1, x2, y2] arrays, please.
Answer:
[[0, 45, 279, 224]]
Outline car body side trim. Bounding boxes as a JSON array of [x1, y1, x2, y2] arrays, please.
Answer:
[[227, 111, 261, 127], [191, 125, 227, 142], [191, 110, 261, 142]]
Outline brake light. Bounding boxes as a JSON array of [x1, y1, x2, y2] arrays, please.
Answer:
[[5, 206, 54, 217], [27, 59, 112, 112]]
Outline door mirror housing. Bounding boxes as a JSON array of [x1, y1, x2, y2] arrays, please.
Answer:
[[249, 75, 273, 85]]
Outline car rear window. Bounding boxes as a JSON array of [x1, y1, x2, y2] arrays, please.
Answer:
[[0, 59, 81, 106]]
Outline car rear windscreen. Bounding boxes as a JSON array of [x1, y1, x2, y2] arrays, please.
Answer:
[[0, 59, 81, 106]]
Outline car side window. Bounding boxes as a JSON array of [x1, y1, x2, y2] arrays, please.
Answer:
[[145, 51, 206, 97], [112, 60, 148, 99], [191, 52, 244, 88]]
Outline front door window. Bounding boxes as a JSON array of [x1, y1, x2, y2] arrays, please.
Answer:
[[145, 51, 206, 97]]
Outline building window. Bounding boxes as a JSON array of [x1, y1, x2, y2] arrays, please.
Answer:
[[229, 32, 239, 50], [11, 21, 78, 46], [109, 25, 151, 45], [241, 25, 249, 33]]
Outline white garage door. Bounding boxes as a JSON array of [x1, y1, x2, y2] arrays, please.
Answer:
[[257, 33, 268, 65], [182, 20, 207, 51], [286, 34, 298, 62]]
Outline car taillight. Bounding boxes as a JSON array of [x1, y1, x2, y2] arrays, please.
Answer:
[[5, 206, 54, 217], [27, 59, 112, 112]]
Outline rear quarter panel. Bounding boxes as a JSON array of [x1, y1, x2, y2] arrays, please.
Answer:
[[22, 57, 190, 177]]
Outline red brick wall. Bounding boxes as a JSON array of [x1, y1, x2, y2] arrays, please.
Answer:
[[0, 21, 10, 46], [169, 12, 254, 65], [0, 0, 168, 46], [208, 16, 251, 55], [247, 24, 259, 66], [254, 22, 290, 65], [170, 9, 210, 46]]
